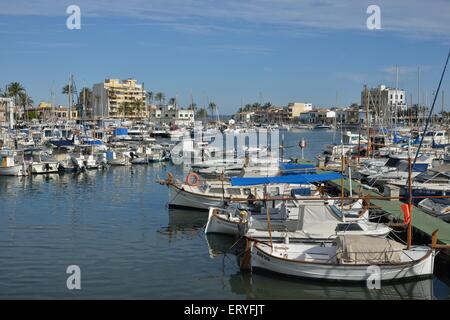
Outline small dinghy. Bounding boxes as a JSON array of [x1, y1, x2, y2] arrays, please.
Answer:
[[418, 198, 450, 222]]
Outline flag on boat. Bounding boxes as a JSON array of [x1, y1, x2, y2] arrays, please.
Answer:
[[401, 203, 411, 225]]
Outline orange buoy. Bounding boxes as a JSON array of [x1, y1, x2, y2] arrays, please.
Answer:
[[185, 172, 201, 186]]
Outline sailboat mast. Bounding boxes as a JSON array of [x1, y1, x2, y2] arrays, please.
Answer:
[[407, 156, 413, 249], [417, 66, 421, 127], [395, 65, 399, 126], [364, 85, 370, 157], [68, 74, 72, 121]]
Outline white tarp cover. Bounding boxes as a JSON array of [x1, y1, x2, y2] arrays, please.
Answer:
[[300, 203, 340, 234], [336, 235, 405, 264]]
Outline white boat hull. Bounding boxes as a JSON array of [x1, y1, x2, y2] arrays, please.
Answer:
[[0, 165, 28, 176], [168, 185, 226, 210], [28, 162, 59, 174], [251, 243, 435, 282], [205, 209, 244, 235]]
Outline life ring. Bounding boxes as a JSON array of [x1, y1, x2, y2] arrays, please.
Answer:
[[185, 172, 201, 186]]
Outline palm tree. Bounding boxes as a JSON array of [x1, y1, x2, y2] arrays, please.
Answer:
[[155, 92, 165, 105], [62, 84, 70, 95], [188, 102, 197, 110], [208, 102, 218, 121], [195, 108, 208, 122], [147, 91, 154, 105], [79, 87, 92, 118], [168, 97, 177, 107], [6, 82, 26, 120], [18, 92, 34, 121], [132, 98, 145, 118], [62, 84, 73, 114], [263, 102, 272, 109], [7, 82, 25, 105], [118, 101, 131, 118], [252, 102, 261, 110]]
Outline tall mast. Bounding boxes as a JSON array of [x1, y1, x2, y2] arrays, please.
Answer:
[[364, 84, 370, 157], [68, 74, 72, 121], [417, 66, 421, 127], [395, 65, 399, 127], [409, 93, 413, 128]]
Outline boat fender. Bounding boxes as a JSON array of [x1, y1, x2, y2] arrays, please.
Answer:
[[239, 210, 248, 223]]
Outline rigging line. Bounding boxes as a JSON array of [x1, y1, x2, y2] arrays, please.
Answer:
[[411, 51, 450, 183]]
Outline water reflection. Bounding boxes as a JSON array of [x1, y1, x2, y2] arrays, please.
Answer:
[[228, 272, 435, 300], [205, 233, 245, 258], [158, 209, 208, 240], [204, 231, 436, 300]]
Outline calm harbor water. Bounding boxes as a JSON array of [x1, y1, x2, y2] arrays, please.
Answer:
[[1, 130, 449, 299]]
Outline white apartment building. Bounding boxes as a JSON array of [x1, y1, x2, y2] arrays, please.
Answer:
[[361, 84, 407, 115], [299, 109, 335, 124], [149, 104, 194, 126]]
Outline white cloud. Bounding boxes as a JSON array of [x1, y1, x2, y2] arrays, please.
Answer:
[[0, 0, 449, 42]]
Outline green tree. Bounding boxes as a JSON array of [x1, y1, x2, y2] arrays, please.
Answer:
[[252, 102, 261, 110], [118, 101, 131, 118], [7, 82, 25, 104], [132, 98, 145, 118], [147, 91, 153, 105], [188, 102, 197, 110], [208, 102, 217, 121], [195, 108, 208, 121], [27, 110, 38, 120], [263, 102, 272, 109], [18, 92, 34, 121], [168, 97, 177, 106], [155, 92, 165, 105], [79, 87, 92, 117], [62, 84, 71, 95]]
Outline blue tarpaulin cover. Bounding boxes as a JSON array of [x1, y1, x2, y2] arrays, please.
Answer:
[[230, 172, 343, 186], [279, 163, 316, 171]]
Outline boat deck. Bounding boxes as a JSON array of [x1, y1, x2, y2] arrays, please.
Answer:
[[326, 178, 450, 245]]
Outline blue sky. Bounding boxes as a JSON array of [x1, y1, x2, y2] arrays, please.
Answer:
[[0, 0, 449, 114]]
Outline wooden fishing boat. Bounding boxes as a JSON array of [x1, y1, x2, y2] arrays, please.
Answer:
[[205, 199, 391, 240], [249, 235, 435, 282]]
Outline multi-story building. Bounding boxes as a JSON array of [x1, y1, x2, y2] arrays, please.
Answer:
[[299, 109, 335, 124], [92, 78, 147, 118], [335, 105, 374, 125], [287, 102, 312, 120], [35, 102, 78, 120], [361, 85, 406, 124], [234, 111, 255, 122], [149, 104, 194, 126], [0, 98, 15, 128]]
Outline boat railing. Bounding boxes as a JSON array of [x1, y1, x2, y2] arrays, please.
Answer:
[[330, 246, 419, 264]]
